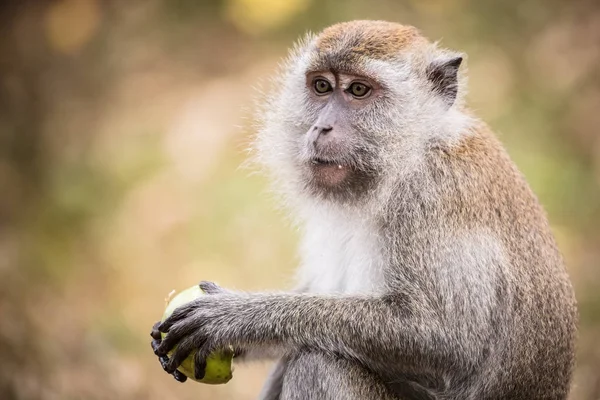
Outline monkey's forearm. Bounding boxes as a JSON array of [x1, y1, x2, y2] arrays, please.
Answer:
[[233, 285, 309, 364], [231, 293, 463, 371], [232, 345, 283, 363]]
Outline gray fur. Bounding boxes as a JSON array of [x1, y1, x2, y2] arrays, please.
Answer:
[[153, 21, 577, 399]]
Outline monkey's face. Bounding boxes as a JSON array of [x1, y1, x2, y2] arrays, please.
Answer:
[[262, 59, 427, 204], [256, 21, 466, 205], [298, 70, 383, 196]]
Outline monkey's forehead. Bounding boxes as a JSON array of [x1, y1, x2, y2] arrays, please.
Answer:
[[308, 20, 427, 71]]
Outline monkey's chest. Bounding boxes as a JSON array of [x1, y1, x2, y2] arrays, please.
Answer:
[[297, 222, 386, 294]]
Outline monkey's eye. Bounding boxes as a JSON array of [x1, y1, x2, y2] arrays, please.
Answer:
[[313, 79, 332, 95], [348, 82, 371, 98]]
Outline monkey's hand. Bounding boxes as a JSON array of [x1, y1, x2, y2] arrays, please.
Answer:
[[150, 321, 189, 383], [153, 281, 251, 380]]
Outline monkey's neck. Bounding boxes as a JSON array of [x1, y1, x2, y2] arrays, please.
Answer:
[[296, 201, 386, 294]]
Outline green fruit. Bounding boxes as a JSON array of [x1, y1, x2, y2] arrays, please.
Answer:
[[161, 285, 233, 384]]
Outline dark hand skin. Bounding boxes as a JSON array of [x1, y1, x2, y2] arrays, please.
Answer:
[[150, 281, 237, 383], [150, 322, 188, 382]]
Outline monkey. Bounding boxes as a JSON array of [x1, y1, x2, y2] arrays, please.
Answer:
[[150, 20, 577, 399]]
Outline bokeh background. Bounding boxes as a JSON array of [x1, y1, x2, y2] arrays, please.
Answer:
[[1, 1, 599, 399]]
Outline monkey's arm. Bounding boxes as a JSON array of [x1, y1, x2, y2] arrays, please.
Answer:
[[211, 282, 309, 365], [154, 282, 478, 379]]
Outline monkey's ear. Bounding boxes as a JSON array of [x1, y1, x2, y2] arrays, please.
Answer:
[[426, 55, 463, 106]]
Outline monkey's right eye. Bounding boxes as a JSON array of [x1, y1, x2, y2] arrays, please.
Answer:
[[313, 79, 332, 95]]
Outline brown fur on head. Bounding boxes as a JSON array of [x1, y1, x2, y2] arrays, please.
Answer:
[[313, 21, 427, 68]]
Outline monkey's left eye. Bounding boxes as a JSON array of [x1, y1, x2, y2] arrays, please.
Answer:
[[348, 82, 371, 98], [313, 79, 332, 95]]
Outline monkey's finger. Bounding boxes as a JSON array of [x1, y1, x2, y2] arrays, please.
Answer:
[[152, 336, 188, 383], [193, 350, 208, 381], [172, 369, 188, 383], [155, 337, 175, 357], [165, 337, 203, 373], [151, 338, 162, 355], [156, 351, 187, 382], [158, 354, 170, 372], [150, 321, 162, 340], [156, 322, 196, 357], [198, 281, 222, 294], [158, 305, 196, 333]]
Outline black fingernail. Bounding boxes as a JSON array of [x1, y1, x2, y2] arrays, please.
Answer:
[[173, 370, 187, 383], [159, 356, 170, 371]]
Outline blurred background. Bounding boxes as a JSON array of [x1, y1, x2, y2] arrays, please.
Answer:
[[0, 0, 599, 399]]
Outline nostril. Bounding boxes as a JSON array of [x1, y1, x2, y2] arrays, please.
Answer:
[[316, 124, 333, 135]]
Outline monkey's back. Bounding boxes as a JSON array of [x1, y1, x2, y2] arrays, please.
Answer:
[[456, 128, 575, 398], [383, 123, 577, 399]]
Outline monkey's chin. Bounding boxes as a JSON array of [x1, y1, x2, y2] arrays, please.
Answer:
[[310, 163, 350, 187]]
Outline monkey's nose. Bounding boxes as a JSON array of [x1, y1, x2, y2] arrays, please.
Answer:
[[314, 124, 333, 136], [307, 123, 335, 148]]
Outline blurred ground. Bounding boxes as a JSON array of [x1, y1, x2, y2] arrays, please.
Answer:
[[0, 1, 599, 399]]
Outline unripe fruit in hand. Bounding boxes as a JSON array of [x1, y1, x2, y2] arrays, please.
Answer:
[[161, 285, 233, 384]]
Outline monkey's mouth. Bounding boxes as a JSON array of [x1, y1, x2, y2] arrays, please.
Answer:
[[309, 157, 350, 186], [310, 158, 344, 169]]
